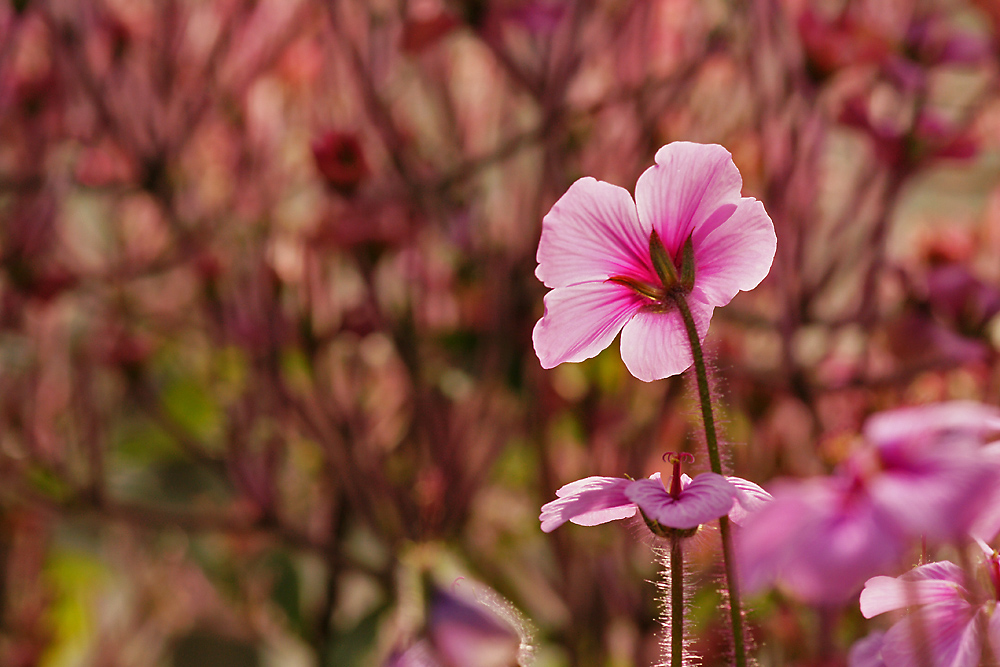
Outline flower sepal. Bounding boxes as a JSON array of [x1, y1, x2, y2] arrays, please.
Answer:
[[649, 229, 680, 291], [638, 506, 700, 540], [680, 234, 696, 292]]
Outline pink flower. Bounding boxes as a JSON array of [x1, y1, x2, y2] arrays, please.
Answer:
[[532, 142, 776, 381], [858, 546, 1000, 667], [739, 402, 1000, 603], [738, 477, 909, 604], [539, 453, 769, 536], [864, 400, 1000, 455]]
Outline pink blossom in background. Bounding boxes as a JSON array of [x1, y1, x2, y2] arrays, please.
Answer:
[[539, 456, 770, 534], [532, 142, 776, 381], [739, 401, 1000, 603], [863, 401, 1000, 453], [858, 548, 1000, 667], [861, 401, 1000, 541], [925, 264, 1000, 336], [738, 477, 908, 604], [849, 631, 887, 667]]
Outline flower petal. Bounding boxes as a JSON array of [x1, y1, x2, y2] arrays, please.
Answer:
[[619, 296, 713, 382], [634, 142, 743, 257], [867, 452, 1000, 541], [860, 572, 966, 619], [987, 609, 1000, 664], [881, 601, 981, 667], [533, 281, 645, 368], [726, 476, 773, 524], [849, 631, 887, 667], [691, 197, 776, 307], [625, 473, 737, 529], [736, 478, 908, 603], [535, 177, 654, 289], [539, 476, 635, 533], [863, 401, 1000, 453]]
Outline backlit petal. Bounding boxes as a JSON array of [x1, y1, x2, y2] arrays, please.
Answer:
[[634, 142, 743, 257], [881, 601, 981, 667], [737, 478, 908, 603], [540, 476, 635, 533], [535, 177, 654, 288], [533, 282, 645, 368], [726, 476, 773, 524], [619, 296, 713, 382], [987, 610, 1000, 664], [860, 574, 965, 618], [692, 197, 776, 307], [863, 401, 1000, 453], [625, 473, 737, 529]]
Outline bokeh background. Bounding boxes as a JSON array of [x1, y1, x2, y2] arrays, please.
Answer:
[[3, 0, 1000, 665]]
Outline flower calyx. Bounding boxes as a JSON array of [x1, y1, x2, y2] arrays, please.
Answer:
[[679, 234, 696, 292], [649, 229, 680, 291], [639, 508, 699, 540]]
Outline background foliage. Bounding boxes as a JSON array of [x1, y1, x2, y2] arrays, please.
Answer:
[[3, 0, 1000, 664]]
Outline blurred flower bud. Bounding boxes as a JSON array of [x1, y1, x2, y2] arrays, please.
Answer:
[[401, 12, 459, 53], [926, 264, 1000, 337], [797, 9, 889, 78], [312, 131, 370, 195]]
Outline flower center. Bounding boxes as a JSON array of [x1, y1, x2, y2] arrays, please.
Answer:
[[606, 230, 695, 308], [662, 451, 695, 499]]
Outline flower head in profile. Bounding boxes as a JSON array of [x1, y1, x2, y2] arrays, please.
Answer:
[[539, 453, 770, 538], [532, 142, 776, 381], [856, 541, 1000, 667]]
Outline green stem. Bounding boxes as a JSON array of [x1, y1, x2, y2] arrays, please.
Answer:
[[671, 536, 684, 667], [671, 293, 747, 667]]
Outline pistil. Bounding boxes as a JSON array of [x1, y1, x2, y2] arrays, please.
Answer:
[[663, 451, 694, 499]]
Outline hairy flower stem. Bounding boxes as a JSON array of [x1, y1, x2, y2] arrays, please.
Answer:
[[671, 293, 747, 667], [671, 536, 684, 667]]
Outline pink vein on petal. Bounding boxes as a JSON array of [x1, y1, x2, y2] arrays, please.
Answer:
[[535, 177, 654, 289], [533, 281, 646, 368], [625, 473, 737, 529], [694, 197, 777, 307], [619, 297, 713, 382], [539, 476, 635, 533], [634, 142, 743, 255]]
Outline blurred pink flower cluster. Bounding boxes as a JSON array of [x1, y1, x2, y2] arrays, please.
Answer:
[[739, 401, 1000, 603]]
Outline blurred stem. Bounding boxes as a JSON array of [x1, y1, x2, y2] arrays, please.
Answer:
[[670, 536, 684, 667], [671, 293, 747, 667]]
